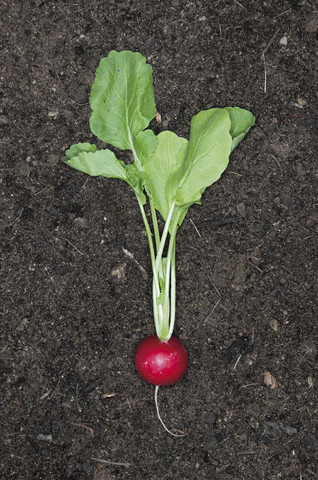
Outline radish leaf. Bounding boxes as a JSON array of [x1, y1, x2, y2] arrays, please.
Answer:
[[63, 142, 98, 158], [144, 131, 188, 221], [225, 107, 255, 151], [174, 108, 232, 208], [89, 50, 156, 151], [64, 146, 129, 181], [133, 129, 158, 167]]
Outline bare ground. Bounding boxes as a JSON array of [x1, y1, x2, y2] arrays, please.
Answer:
[[1, 1, 318, 479]]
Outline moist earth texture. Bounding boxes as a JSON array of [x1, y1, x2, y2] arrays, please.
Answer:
[[1, 1, 318, 479]]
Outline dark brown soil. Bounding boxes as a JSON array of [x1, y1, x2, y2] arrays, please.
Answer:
[[1, 1, 318, 479]]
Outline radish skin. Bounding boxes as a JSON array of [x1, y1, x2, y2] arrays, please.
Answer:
[[134, 335, 188, 386]]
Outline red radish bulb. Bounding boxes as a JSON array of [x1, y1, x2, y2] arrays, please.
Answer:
[[135, 335, 188, 386]]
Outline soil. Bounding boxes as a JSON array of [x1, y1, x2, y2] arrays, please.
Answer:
[[1, 1, 318, 479]]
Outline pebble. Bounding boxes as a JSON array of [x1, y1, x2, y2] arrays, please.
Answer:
[[269, 319, 278, 332], [0, 115, 9, 125], [305, 13, 318, 33], [297, 97, 307, 106], [236, 202, 246, 218], [279, 36, 287, 45], [47, 154, 60, 165], [37, 434, 53, 442], [48, 110, 59, 119], [111, 264, 126, 281], [304, 433, 318, 452], [165, 108, 180, 122], [74, 217, 88, 228]]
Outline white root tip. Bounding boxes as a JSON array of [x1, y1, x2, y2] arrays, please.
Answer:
[[154, 385, 187, 437]]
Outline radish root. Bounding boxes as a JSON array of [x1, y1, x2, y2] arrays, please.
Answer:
[[154, 385, 186, 437]]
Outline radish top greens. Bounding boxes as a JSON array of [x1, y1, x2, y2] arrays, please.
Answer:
[[63, 50, 255, 341]]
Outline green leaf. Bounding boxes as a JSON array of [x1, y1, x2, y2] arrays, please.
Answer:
[[175, 108, 232, 208], [144, 131, 188, 221], [63, 148, 129, 181], [89, 50, 157, 152], [133, 129, 157, 166], [63, 142, 98, 161], [125, 163, 147, 205], [125, 130, 157, 205], [225, 107, 255, 151]]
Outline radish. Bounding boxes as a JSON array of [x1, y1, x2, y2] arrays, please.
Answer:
[[135, 335, 188, 436], [134, 335, 188, 386], [63, 50, 254, 434]]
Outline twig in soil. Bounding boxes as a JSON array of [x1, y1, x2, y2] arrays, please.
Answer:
[[25, 18, 39, 31], [269, 153, 284, 175], [50, 377, 61, 399], [33, 185, 54, 196], [233, 0, 247, 9], [262, 28, 281, 57], [3, 209, 23, 228], [26, 434, 39, 452], [189, 218, 203, 239], [39, 389, 52, 400], [122, 247, 148, 280], [69, 98, 89, 106], [71, 422, 94, 437], [248, 260, 263, 274], [126, 396, 133, 411], [91, 457, 131, 467], [198, 259, 222, 297], [185, 243, 199, 252], [233, 353, 242, 370], [306, 469, 318, 477], [219, 303, 229, 313], [261, 28, 281, 93], [237, 448, 256, 455], [101, 392, 117, 398], [80, 177, 90, 190], [65, 238, 84, 255], [218, 18, 222, 36], [204, 298, 221, 323], [262, 57, 267, 94], [50, 276, 58, 290], [277, 9, 291, 17]]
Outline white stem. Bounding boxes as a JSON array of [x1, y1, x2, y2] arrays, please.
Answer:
[[155, 201, 176, 272], [167, 243, 176, 340], [154, 386, 186, 437]]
